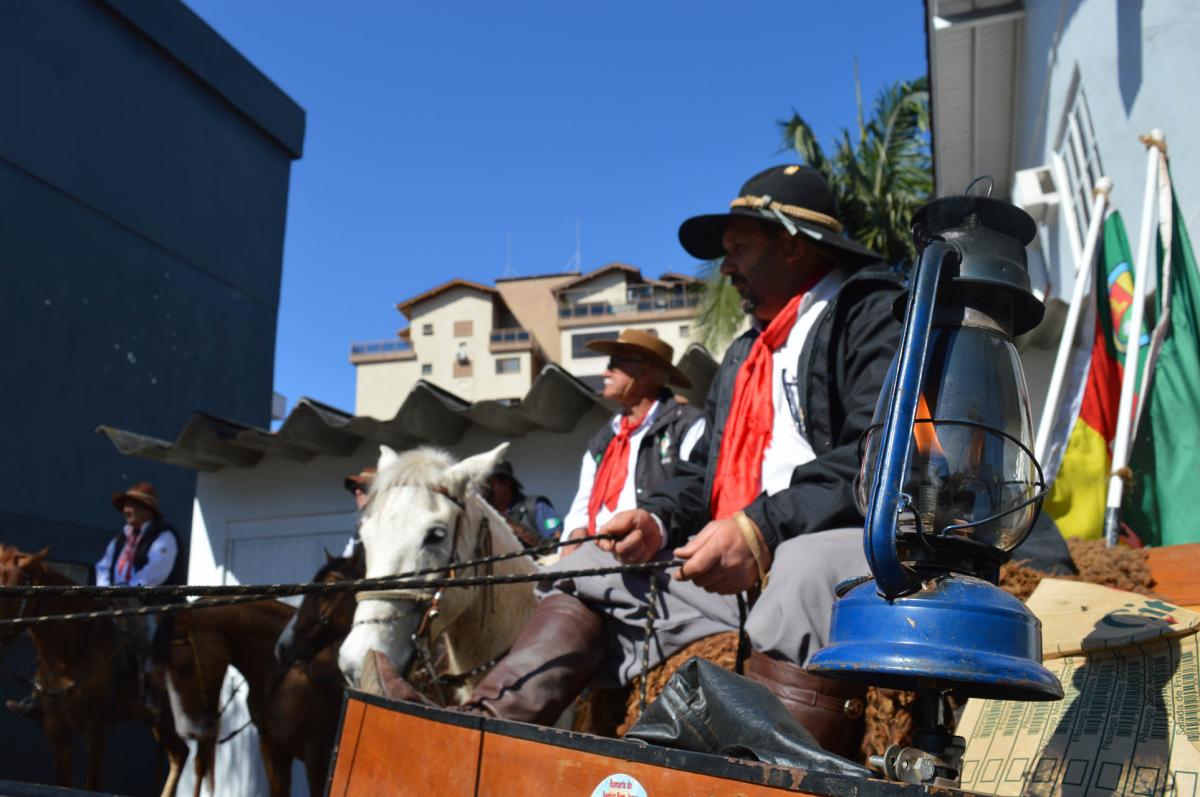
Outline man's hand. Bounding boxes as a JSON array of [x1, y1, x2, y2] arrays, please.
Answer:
[[673, 517, 759, 594], [596, 509, 663, 564], [559, 528, 588, 557]]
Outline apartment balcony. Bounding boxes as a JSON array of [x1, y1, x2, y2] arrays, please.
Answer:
[[488, 327, 533, 353], [557, 286, 701, 327], [349, 337, 416, 364]]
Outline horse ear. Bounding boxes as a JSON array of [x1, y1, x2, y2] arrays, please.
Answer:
[[323, 548, 336, 565], [442, 443, 508, 499], [16, 547, 50, 569], [378, 445, 400, 471]]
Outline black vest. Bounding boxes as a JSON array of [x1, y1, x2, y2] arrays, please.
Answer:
[[586, 395, 704, 504], [106, 517, 186, 587]]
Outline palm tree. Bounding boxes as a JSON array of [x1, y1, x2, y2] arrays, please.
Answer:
[[698, 73, 931, 351]]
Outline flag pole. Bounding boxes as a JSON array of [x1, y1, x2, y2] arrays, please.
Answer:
[[1034, 177, 1113, 465], [1103, 130, 1165, 547]]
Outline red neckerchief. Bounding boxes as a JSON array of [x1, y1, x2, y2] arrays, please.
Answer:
[[710, 270, 829, 519], [587, 413, 642, 535]]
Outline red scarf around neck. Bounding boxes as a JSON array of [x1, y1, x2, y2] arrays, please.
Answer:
[[587, 412, 643, 534], [710, 270, 829, 520]]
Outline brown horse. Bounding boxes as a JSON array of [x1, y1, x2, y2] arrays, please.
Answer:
[[155, 597, 352, 797], [0, 545, 188, 795]]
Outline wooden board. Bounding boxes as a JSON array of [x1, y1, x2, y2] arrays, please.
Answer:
[[326, 691, 976, 797], [1147, 543, 1200, 610]]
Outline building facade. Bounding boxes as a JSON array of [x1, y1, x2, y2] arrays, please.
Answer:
[[351, 263, 704, 417], [926, 0, 1200, 427], [0, 1, 303, 791]]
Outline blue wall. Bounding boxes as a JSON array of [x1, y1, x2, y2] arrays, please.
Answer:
[[0, 0, 303, 790]]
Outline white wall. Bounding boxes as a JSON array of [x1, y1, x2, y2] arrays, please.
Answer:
[[181, 407, 609, 796]]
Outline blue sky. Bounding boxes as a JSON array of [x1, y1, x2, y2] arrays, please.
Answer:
[[185, 0, 928, 416]]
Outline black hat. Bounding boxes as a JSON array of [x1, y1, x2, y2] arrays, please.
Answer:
[[489, 460, 523, 491], [679, 165, 881, 266]]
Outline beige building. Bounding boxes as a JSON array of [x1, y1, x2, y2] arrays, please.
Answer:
[[350, 263, 705, 418]]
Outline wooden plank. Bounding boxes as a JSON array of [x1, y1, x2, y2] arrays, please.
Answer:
[[1147, 543, 1200, 608], [476, 730, 814, 796], [332, 699, 481, 797], [326, 697, 366, 797]]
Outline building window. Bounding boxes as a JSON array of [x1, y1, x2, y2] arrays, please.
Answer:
[[453, 361, 473, 378], [571, 331, 619, 359], [453, 320, 473, 337], [422, 323, 434, 336], [421, 363, 432, 375], [495, 357, 521, 375], [1053, 82, 1104, 242], [679, 324, 690, 337]]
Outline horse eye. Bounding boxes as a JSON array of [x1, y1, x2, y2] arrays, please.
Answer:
[[423, 526, 448, 546]]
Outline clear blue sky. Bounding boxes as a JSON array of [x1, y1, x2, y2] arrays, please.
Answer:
[[185, 0, 928, 416]]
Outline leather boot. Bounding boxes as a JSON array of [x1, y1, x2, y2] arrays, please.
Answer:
[[459, 593, 605, 726], [746, 651, 866, 760]]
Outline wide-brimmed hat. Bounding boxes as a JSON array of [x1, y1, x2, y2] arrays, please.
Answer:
[[488, 460, 524, 491], [111, 481, 161, 516], [586, 328, 692, 388], [678, 165, 880, 266], [343, 466, 377, 494]]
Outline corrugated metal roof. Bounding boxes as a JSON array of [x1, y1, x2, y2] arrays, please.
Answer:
[[98, 364, 615, 472]]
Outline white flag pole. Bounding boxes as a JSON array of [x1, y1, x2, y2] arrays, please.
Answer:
[[1034, 177, 1113, 465], [1103, 130, 1165, 547]]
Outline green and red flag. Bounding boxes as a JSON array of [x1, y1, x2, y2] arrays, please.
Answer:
[[1043, 211, 1141, 540], [1123, 167, 1200, 546]]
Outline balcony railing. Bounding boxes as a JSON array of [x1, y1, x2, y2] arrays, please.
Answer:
[[350, 338, 413, 357], [489, 328, 531, 344], [558, 291, 700, 318]]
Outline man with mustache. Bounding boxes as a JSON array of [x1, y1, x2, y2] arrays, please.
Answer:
[[441, 166, 902, 757]]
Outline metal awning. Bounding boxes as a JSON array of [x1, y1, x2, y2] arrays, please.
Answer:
[[98, 364, 616, 472]]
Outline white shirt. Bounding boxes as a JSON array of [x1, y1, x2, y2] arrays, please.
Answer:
[[563, 401, 706, 540], [94, 522, 179, 587], [759, 269, 846, 495]]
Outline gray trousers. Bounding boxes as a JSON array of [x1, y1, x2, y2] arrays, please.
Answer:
[[538, 527, 868, 686]]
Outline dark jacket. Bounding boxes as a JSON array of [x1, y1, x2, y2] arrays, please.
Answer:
[[506, 492, 563, 541], [641, 268, 905, 553], [105, 516, 186, 587], [583, 393, 705, 524]]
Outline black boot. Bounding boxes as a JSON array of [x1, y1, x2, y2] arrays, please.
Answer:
[[745, 651, 866, 760], [459, 593, 605, 726]]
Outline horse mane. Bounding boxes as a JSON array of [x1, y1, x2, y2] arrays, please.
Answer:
[[369, 447, 456, 499]]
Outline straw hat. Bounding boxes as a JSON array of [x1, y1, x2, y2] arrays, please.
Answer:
[[111, 481, 161, 516], [343, 466, 377, 494], [586, 328, 692, 388]]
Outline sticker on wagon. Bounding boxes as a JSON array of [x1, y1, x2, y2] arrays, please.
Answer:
[[590, 773, 648, 797]]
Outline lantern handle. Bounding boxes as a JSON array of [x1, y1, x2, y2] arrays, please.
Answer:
[[863, 238, 959, 598]]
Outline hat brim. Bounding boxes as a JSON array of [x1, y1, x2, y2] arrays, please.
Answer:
[[585, 340, 693, 389], [679, 208, 882, 266], [111, 492, 160, 516]]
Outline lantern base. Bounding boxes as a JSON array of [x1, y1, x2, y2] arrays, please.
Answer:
[[807, 574, 1063, 701]]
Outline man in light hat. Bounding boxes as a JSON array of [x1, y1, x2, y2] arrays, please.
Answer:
[[96, 481, 184, 588], [557, 329, 706, 551], [340, 466, 376, 557]]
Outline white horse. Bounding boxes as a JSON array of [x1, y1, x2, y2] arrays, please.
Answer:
[[338, 443, 538, 704]]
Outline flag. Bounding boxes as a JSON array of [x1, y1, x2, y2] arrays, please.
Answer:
[[1043, 212, 1139, 540], [1123, 167, 1200, 546]]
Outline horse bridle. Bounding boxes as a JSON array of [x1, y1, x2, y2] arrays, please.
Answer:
[[351, 484, 504, 700]]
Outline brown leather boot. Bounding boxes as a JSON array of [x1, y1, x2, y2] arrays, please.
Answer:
[[745, 651, 866, 760], [459, 593, 605, 726]]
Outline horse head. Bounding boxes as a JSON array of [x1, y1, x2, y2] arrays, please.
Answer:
[[152, 611, 228, 744], [338, 443, 519, 689], [0, 545, 52, 645], [275, 548, 364, 666]]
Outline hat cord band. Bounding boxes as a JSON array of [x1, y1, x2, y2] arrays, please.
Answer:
[[730, 195, 843, 234]]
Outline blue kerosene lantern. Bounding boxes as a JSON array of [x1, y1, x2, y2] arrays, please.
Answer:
[[807, 188, 1064, 786]]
